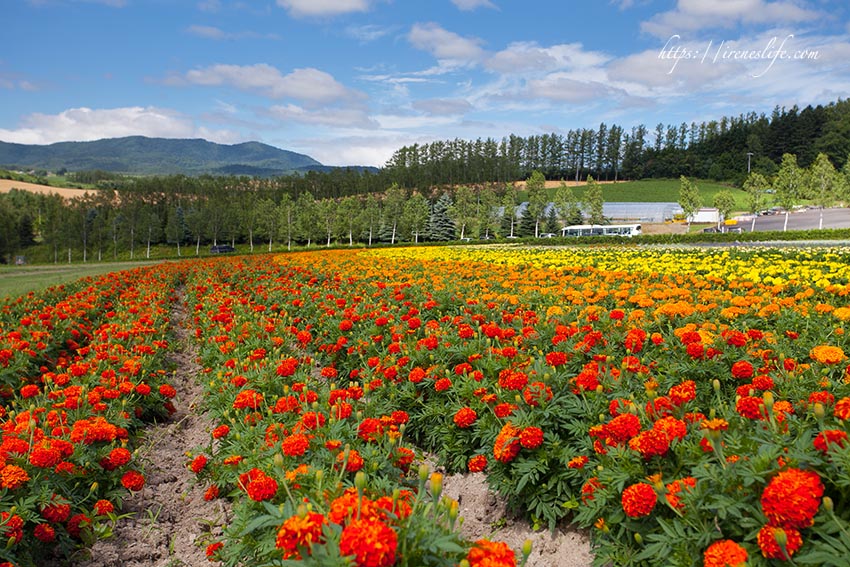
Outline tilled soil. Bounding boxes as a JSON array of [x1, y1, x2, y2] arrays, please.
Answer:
[[71, 291, 594, 567], [74, 290, 229, 567]]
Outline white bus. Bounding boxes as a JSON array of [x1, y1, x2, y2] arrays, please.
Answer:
[[560, 224, 642, 238]]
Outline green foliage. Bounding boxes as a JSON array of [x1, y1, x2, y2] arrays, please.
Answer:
[[678, 175, 702, 223], [583, 176, 605, 225]]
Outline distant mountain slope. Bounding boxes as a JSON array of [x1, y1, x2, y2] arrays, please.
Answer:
[[0, 136, 325, 176]]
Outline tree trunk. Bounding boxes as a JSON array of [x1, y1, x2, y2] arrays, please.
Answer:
[[783, 212, 789, 232], [819, 209, 824, 230], [196, 235, 200, 255], [249, 228, 254, 252]]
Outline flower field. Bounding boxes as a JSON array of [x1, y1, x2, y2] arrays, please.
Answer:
[[2, 244, 850, 566]]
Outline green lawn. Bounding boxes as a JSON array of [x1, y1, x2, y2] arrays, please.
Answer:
[[0, 261, 160, 300]]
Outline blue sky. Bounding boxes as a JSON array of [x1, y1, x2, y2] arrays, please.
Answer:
[[2, 0, 849, 166]]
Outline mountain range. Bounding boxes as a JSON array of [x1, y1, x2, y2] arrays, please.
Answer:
[[0, 136, 362, 176]]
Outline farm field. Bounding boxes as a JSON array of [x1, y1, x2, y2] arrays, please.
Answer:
[[2, 244, 850, 567]]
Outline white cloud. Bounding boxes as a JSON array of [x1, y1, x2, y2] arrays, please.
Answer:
[[267, 104, 377, 128], [185, 24, 280, 40], [177, 64, 359, 104], [408, 23, 486, 65], [412, 98, 473, 115], [451, 0, 497, 11], [0, 106, 241, 145], [197, 0, 221, 12], [642, 0, 820, 38], [523, 75, 623, 103], [344, 24, 394, 43], [277, 0, 371, 17], [486, 42, 611, 74]]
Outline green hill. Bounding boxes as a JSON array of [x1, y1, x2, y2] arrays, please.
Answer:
[[0, 136, 323, 176]]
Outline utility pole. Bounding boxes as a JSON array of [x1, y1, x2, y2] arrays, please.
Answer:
[[746, 152, 754, 173]]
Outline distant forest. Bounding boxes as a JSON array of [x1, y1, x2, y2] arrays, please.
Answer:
[[0, 99, 849, 262], [383, 99, 850, 188]]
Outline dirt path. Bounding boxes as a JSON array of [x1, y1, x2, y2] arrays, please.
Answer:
[[75, 288, 229, 567], [443, 473, 595, 567]]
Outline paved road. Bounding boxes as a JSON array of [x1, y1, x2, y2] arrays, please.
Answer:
[[733, 207, 850, 232]]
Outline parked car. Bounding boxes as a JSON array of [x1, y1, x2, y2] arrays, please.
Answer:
[[210, 244, 236, 253], [539, 233, 557, 238]]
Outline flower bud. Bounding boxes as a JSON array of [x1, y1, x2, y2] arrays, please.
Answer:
[[522, 539, 533, 558], [823, 496, 834, 512], [273, 453, 284, 469], [814, 403, 825, 420], [774, 527, 787, 547], [418, 463, 430, 483], [430, 472, 443, 500], [354, 471, 367, 490], [634, 533, 643, 544], [712, 379, 721, 393]]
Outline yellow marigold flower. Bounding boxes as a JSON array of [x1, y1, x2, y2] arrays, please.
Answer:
[[810, 345, 846, 365]]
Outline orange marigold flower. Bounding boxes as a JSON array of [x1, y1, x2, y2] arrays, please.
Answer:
[[703, 539, 748, 567], [653, 416, 688, 442], [206, 541, 224, 560], [494, 403, 518, 418], [523, 381, 553, 406], [519, 426, 544, 449], [731, 360, 754, 379], [493, 423, 521, 463], [453, 407, 478, 429], [93, 499, 114, 516], [281, 433, 311, 457], [757, 525, 803, 560], [810, 345, 846, 365], [337, 449, 364, 473], [568, 455, 589, 469], [41, 496, 71, 523], [621, 482, 657, 518], [669, 380, 696, 406], [212, 424, 230, 439], [836, 397, 850, 420], [190, 454, 208, 474], [339, 518, 398, 567], [240, 468, 279, 502], [67, 513, 91, 539], [606, 413, 642, 444], [276, 512, 325, 559], [204, 485, 220, 501], [664, 477, 696, 510], [629, 428, 670, 459], [813, 429, 848, 454], [466, 539, 517, 567], [581, 477, 602, 504], [736, 396, 766, 420], [468, 454, 488, 472], [233, 389, 264, 410], [701, 418, 729, 432], [761, 468, 823, 529], [0, 464, 29, 490], [121, 470, 146, 492], [358, 418, 384, 442]]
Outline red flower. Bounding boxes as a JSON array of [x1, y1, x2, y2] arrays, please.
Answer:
[[835, 396, 850, 420], [93, 499, 114, 516], [629, 429, 670, 459], [34, 523, 56, 543], [0, 512, 23, 544], [493, 423, 521, 463], [233, 389, 264, 410], [519, 426, 544, 449], [240, 468, 278, 502], [813, 429, 848, 454], [337, 449, 364, 473], [434, 377, 452, 392], [494, 403, 517, 418], [212, 424, 230, 439], [453, 407, 478, 429], [568, 455, 588, 469], [703, 540, 748, 567], [669, 380, 696, 406], [522, 381, 553, 406], [606, 413, 642, 444], [622, 483, 657, 518], [339, 518, 398, 567], [282, 433, 311, 457], [358, 418, 384, 442], [757, 525, 803, 559], [761, 468, 823, 529], [67, 513, 91, 539], [206, 541, 224, 560], [276, 512, 325, 559], [466, 539, 516, 567], [736, 396, 766, 420], [664, 477, 696, 510], [121, 470, 146, 492], [190, 454, 208, 474], [545, 351, 568, 367], [468, 455, 487, 472]]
